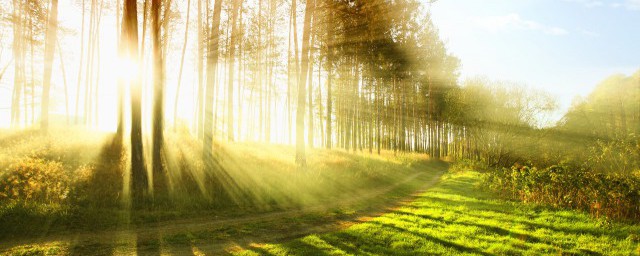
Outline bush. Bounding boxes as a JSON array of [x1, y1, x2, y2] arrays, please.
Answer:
[[0, 158, 70, 204], [449, 159, 488, 173], [484, 164, 640, 221]]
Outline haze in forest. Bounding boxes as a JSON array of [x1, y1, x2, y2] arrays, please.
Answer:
[[1, 0, 640, 254], [431, 0, 640, 122]]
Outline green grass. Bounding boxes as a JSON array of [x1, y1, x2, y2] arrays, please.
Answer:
[[235, 171, 640, 256], [0, 129, 441, 241]]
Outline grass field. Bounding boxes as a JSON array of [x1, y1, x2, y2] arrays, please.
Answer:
[[0, 129, 446, 255], [0, 129, 436, 238], [1, 130, 639, 255], [235, 171, 640, 256]]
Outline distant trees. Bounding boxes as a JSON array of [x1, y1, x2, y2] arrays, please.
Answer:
[[444, 78, 556, 166], [556, 71, 640, 173], [3, 0, 469, 163], [561, 72, 640, 140]]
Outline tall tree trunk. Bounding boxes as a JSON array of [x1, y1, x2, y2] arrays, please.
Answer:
[[204, 0, 223, 162], [151, 0, 166, 199], [116, 0, 124, 137], [92, 0, 104, 128], [227, 0, 241, 142], [296, 0, 314, 166], [76, 0, 86, 125], [174, 0, 191, 131], [41, 0, 59, 131], [29, 17, 34, 125], [83, 0, 96, 125], [292, 0, 300, 142], [11, 0, 24, 128], [287, 1, 293, 144], [317, 59, 324, 147], [123, 0, 147, 206], [56, 40, 70, 124], [257, 0, 263, 141], [237, 5, 245, 140], [195, 0, 204, 138], [325, 2, 333, 149], [307, 26, 315, 148]]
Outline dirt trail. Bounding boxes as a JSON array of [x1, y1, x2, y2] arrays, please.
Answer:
[[1, 169, 444, 255]]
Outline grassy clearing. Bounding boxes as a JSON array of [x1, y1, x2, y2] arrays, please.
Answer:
[[236, 171, 640, 256], [0, 129, 440, 242]]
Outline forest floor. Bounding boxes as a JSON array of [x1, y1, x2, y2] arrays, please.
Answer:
[[0, 167, 443, 255], [234, 172, 640, 256], [0, 128, 444, 255], [1, 130, 639, 255]]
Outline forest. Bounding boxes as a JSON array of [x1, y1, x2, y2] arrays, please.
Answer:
[[0, 0, 639, 255]]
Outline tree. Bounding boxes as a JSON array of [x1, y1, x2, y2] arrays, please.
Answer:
[[324, 0, 333, 149], [122, 0, 147, 206], [204, 0, 223, 162], [174, 0, 191, 131], [227, 0, 241, 142], [151, 0, 166, 198], [11, 0, 25, 128], [195, 0, 204, 138], [296, 0, 314, 166], [40, 0, 58, 132]]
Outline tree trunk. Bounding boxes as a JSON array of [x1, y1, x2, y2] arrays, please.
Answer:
[[151, 0, 166, 199], [227, 0, 241, 142], [41, 0, 59, 131], [287, 1, 293, 144], [116, 0, 124, 137], [56, 40, 70, 124], [204, 0, 223, 162], [195, 0, 204, 138], [307, 25, 315, 148], [296, 0, 314, 166], [325, 2, 333, 149], [123, 0, 147, 207], [11, 0, 24, 128], [174, 0, 191, 131]]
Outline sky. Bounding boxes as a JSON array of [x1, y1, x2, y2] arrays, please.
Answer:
[[429, 0, 640, 122]]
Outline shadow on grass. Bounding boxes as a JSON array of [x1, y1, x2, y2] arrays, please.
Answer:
[[0, 129, 449, 255], [238, 171, 640, 255]]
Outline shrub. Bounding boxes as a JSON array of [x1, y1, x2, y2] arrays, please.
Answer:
[[449, 159, 488, 173], [484, 164, 640, 221], [0, 158, 70, 204]]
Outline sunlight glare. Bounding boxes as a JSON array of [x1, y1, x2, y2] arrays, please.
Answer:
[[118, 56, 139, 83]]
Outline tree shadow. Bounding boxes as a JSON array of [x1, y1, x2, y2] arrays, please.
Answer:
[[135, 227, 162, 256], [75, 134, 127, 208], [391, 210, 544, 244]]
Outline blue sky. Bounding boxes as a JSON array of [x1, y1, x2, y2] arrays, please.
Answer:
[[429, 0, 640, 119]]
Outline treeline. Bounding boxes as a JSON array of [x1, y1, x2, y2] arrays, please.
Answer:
[[1, 0, 465, 159], [457, 72, 640, 221], [1, 0, 464, 205]]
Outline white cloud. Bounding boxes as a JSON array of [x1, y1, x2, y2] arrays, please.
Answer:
[[611, 0, 640, 10], [564, 0, 604, 8], [579, 28, 600, 37], [563, 0, 604, 8], [475, 13, 568, 36], [566, 0, 640, 10]]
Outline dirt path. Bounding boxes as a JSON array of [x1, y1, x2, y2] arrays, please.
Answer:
[[1, 169, 444, 255]]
